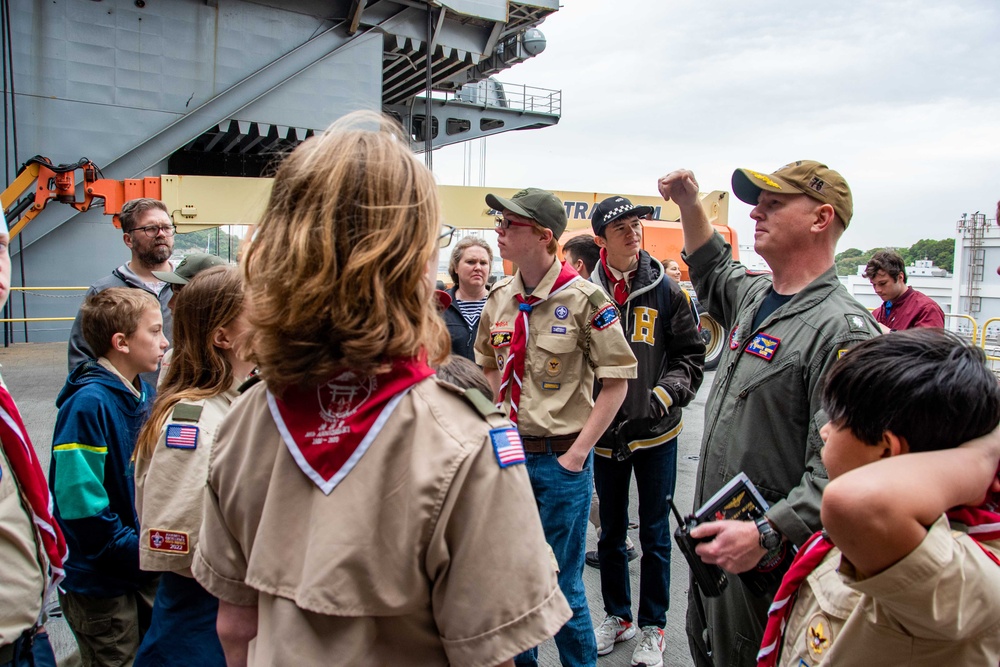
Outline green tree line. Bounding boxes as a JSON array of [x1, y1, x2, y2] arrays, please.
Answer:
[[835, 239, 955, 276]]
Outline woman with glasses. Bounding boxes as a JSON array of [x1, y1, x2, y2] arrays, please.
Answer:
[[190, 111, 570, 667], [442, 236, 493, 360]]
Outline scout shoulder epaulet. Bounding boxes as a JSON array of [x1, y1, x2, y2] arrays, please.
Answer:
[[237, 371, 262, 394], [170, 402, 203, 423], [487, 275, 515, 297]]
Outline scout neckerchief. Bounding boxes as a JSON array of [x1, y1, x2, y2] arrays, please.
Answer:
[[0, 383, 67, 593], [756, 499, 1000, 667], [498, 260, 580, 424], [268, 358, 435, 494], [599, 248, 637, 306]]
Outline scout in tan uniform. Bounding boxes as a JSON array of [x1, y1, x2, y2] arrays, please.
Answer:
[[0, 211, 66, 667], [757, 330, 1000, 667], [474, 188, 636, 667], [132, 266, 253, 666], [191, 111, 571, 667]]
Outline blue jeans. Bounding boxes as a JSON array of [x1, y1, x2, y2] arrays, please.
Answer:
[[594, 438, 678, 628], [514, 448, 597, 667], [135, 572, 225, 667]]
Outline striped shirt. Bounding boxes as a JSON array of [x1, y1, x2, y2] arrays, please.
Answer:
[[455, 298, 487, 329]]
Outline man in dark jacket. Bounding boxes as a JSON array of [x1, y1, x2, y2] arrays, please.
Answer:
[[67, 198, 175, 385], [589, 196, 705, 667]]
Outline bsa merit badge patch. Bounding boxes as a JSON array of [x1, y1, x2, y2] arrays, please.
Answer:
[[490, 330, 513, 348], [745, 333, 781, 361], [551, 325, 567, 334], [546, 357, 561, 376], [541, 382, 561, 390], [149, 529, 190, 554], [592, 303, 619, 331], [554, 305, 569, 320], [165, 424, 198, 449], [729, 325, 741, 350], [490, 427, 525, 467]]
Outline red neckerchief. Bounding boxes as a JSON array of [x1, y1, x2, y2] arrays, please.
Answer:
[[498, 261, 580, 424], [599, 248, 637, 306], [0, 384, 67, 594], [757, 499, 1000, 666], [267, 358, 435, 494]]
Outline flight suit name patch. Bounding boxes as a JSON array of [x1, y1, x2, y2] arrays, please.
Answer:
[[592, 304, 619, 331], [490, 427, 525, 468], [490, 330, 513, 348], [149, 529, 190, 554], [165, 424, 199, 449], [745, 333, 781, 361]]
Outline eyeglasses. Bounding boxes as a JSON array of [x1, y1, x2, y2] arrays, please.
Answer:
[[130, 224, 177, 238], [494, 215, 535, 230], [438, 224, 456, 248]]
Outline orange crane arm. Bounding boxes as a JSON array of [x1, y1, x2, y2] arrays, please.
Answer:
[[1, 156, 160, 238]]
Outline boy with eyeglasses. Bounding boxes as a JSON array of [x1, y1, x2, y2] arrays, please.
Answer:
[[67, 198, 176, 385], [476, 188, 637, 667]]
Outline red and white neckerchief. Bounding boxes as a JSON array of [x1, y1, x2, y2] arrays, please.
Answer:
[[498, 261, 580, 424], [267, 358, 435, 495], [599, 248, 637, 306], [0, 383, 68, 596], [757, 499, 1000, 667]]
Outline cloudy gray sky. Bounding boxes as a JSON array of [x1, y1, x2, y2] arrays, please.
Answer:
[[432, 0, 999, 253]]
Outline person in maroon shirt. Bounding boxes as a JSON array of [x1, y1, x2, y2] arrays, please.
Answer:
[[865, 250, 945, 330]]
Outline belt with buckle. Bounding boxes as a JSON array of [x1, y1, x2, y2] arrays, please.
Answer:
[[520, 432, 579, 454]]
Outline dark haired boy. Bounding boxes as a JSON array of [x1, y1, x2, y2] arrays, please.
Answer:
[[864, 249, 944, 330], [757, 328, 1000, 666], [50, 287, 168, 666]]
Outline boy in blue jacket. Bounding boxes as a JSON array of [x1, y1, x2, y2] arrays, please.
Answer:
[[50, 287, 168, 667]]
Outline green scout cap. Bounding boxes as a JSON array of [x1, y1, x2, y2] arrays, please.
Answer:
[[152, 252, 229, 285], [732, 160, 853, 227], [486, 188, 568, 239]]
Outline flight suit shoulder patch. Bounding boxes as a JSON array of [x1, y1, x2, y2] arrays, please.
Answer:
[[171, 403, 203, 422], [844, 312, 872, 333]]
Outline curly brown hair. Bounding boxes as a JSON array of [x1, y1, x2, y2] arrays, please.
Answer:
[[243, 111, 448, 395]]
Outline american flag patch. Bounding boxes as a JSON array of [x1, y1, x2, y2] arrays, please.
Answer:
[[490, 427, 526, 468], [165, 424, 199, 449]]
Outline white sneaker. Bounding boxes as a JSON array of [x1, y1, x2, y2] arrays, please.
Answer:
[[595, 614, 636, 656], [631, 626, 665, 667]]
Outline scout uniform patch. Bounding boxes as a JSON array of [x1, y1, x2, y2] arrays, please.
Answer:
[[490, 427, 525, 467], [165, 424, 199, 449], [551, 325, 567, 334], [554, 305, 569, 320], [541, 382, 560, 391], [592, 303, 620, 331], [804, 612, 833, 659], [546, 357, 561, 376], [745, 333, 781, 361], [149, 529, 190, 554], [491, 330, 513, 347]]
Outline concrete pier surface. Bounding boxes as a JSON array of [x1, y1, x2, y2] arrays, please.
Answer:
[[3, 341, 710, 667]]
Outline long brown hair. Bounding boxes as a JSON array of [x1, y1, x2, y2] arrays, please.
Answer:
[[134, 266, 245, 462], [243, 111, 448, 395]]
